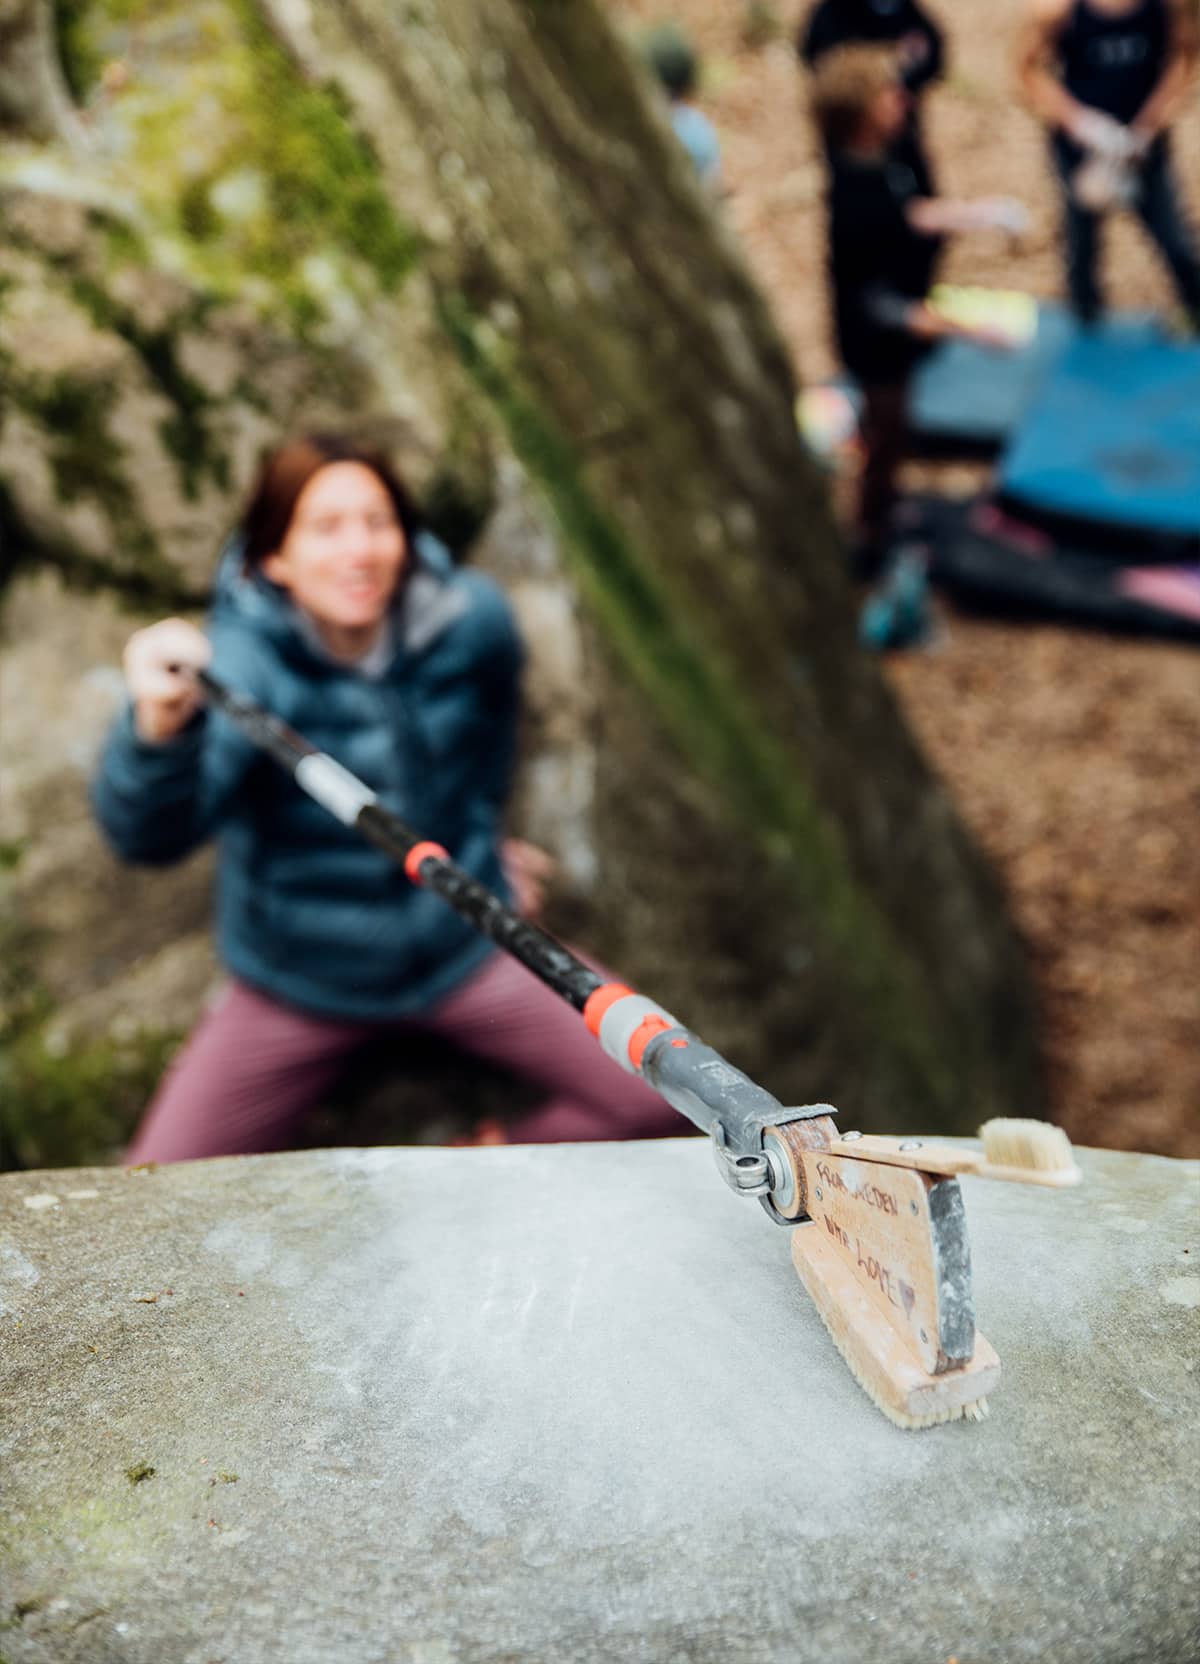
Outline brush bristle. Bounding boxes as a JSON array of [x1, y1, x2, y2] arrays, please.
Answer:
[[978, 1117, 1076, 1172], [834, 1329, 991, 1429], [793, 1232, 999, 1430]]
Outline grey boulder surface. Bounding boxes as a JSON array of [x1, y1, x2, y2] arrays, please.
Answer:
[[0, 1138, 1197, 1664]]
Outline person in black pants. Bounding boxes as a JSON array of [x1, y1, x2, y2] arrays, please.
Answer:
[[799, 0, 946, 191], [812, 46, 1022, 563], [1019, 0, 1200, 326]]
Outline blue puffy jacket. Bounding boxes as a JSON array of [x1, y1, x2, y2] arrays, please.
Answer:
[[92, 536, 524, 1019]]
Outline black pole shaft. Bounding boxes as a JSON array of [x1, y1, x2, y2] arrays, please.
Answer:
[[192, 664, 819, 1214], [197, 668, 604, 1011]]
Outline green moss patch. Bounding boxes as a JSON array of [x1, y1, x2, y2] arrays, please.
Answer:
[[0, 1022, 181, 1173], [52, 0, 106, 103], [68, 276, 229, 500], [0, 890, 179, 1172], [68, 1, 422, 331], [0, 347, 200, 604]]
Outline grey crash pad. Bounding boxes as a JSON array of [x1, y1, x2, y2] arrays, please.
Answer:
[[1, 1139, 1197, 1664]]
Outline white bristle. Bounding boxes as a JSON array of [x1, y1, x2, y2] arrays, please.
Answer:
[[817, 1306, 991, 1430], [978, 1117, 1075, 1172]]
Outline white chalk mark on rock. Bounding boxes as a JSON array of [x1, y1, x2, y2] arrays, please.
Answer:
[[0, 1246, 39, 1315], [566, 1262, 589, 1335], [1159, 1277, 1200, 1309], [23, 1193, 59, 1211], [515, 1277, 539, 1327]]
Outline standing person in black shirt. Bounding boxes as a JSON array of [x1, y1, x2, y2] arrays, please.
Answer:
[[1019, 0, 1200, 325], [813, 46, 1024, 563], [799, 0, 946, 191]]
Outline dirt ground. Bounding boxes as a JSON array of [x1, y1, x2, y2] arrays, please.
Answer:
[[614, 1, 1200, 1157]]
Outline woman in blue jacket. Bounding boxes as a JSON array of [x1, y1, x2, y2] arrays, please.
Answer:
[[93, 433, 679, 1161]]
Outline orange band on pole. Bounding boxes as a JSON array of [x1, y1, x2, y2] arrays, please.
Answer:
[[582, 982, 634, 1038], [628, 1015, 672, 1071], [404, 840, 450, 885]]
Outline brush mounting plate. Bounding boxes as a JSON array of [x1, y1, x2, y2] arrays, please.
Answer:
[[795, 1149, 976, 1371]]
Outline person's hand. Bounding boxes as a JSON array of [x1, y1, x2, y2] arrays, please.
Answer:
[[1068, 106, 1130, 158], [973, 196, 1030, 236], [967, 323, 1020, 352], [500, 838, 556, 921], [1071, 154, 1137, 212], [123, 618, 211, 743], [897, 29, 930, 70]]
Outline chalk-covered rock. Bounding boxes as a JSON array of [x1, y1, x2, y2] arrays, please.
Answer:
[[0, 1139, 1195, 1662]]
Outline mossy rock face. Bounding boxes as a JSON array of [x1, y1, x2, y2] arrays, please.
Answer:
[[0, 2, 503, 1089], [50, 0, 422, 317], [0, 0, 508, 1166], [0, 572, 203, 1170], [2, 0, 501, 603], [0, 183, 378, 602], [0, 1022, 181, 1170]]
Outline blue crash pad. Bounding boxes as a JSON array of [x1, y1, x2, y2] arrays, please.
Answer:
[[799, 302, 1162, 459], [909, 304, 1159, 451], [999, 330, 1200, 540]]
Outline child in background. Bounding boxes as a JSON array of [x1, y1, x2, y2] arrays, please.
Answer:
[[644, 25, 724, 193], [812, 46, 1025, 567], [799, 0, 946, 191]]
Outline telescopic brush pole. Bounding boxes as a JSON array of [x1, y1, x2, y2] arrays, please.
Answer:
[[191, 667, 828, 1219]]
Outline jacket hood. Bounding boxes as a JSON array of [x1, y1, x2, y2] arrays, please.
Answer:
[[209, 529, 468, 668]]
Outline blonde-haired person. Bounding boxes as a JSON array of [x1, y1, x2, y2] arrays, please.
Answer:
[[812, 46, 1026, 567], [799, 0, 946, 192], [1018, 0, 1200, 326]]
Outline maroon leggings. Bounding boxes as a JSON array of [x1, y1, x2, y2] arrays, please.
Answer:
[[125, 950, 684, 1163]]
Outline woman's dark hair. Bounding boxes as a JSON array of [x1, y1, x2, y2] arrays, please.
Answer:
[[239, 433, 422, 569]]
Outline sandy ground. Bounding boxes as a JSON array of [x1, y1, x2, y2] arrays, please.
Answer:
[[614, 1, 1200, 1157]]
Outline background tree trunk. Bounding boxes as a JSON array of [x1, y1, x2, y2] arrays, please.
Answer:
[[257, 0, 1045, 1129], [0, 0, 85, 146]]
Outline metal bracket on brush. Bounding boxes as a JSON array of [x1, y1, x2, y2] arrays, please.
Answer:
[[711, 1121, 773, 1198], [581, 990, 834, 1224], [704, 1099, 839, 1224]]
